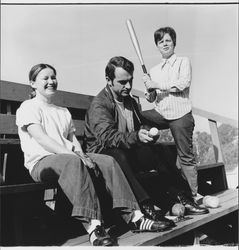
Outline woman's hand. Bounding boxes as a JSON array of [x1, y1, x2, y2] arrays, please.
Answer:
[[143, 74, 158, 91], [75, 151, 100, 176]]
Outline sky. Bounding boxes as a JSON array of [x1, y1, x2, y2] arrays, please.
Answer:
[[1, 1, 238, 132]]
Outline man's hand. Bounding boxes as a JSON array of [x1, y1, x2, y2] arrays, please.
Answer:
[[138, 129, 154, 143]]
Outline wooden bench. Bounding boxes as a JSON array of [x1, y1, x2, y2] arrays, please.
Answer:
[[0, 80, 95, 245], [62, 188, 238, 246], [1, 80, 238, 246]]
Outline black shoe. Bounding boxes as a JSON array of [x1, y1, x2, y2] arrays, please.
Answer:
[[177, 193, 209, 215], [141, 202, 176, 227], [89, 225, 116, 246], [130, 216, 172, 233]]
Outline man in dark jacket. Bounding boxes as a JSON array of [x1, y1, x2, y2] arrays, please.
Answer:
[[84, 56, 209, 219]]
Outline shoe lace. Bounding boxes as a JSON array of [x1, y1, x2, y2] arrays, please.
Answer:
[[93, 225, 106, 237], [143, 204, 164, 220], [177, 194, 195, 206]]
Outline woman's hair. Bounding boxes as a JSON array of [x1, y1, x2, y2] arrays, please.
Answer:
[[154, 27, 177, 47], [29, 63, 57, 98], [105, 56, 134, 81]]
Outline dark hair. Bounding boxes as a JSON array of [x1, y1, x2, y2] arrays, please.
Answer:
[[29, 63, 56, 82], [29, 63, 57, 98], [105, 56, 134, 81], [154, 27, 177, 47]]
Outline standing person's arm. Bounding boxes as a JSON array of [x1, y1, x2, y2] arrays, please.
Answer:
[[169, 57, 192, 91], [143, 57, 192, 93]]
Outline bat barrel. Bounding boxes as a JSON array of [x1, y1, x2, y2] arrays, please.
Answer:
[[126, 19, 147, 74]]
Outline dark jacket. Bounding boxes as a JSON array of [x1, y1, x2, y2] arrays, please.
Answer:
[[84, 85, 150, 153]]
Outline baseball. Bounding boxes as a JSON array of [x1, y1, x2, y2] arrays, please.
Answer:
[[203, 195, 220, 208], [171, 203, 185, 217], [148, 127, 159, 137]]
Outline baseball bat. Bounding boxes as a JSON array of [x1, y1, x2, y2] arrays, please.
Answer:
[[126, 19, 148, 74]]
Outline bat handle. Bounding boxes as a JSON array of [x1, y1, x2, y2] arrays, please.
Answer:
[[142, 64, 147, 74]]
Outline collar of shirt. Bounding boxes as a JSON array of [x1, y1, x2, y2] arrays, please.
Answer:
[[161, 53, 177, 68]]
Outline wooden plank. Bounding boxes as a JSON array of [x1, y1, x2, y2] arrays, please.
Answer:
[[63, 235, 89, 246], [0, 80, 31, 101], [0, 139, 20, 144], [193, 107, 238, 128], [52, 91, 93, 109], [73, 120, 85, 137], [118, 189, 238, 246], [0, 80, 94, 110], [208, 119, 224, 163], [62, 189, 238, 246], [0, 114, 85, 137], [197, 162, 224, 170], [0, 114, 18, 134], [0, 182, 57, 195]]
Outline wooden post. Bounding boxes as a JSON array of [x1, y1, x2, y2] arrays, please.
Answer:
[[2, 153, 8, 183], [208, 119, 224, 163]]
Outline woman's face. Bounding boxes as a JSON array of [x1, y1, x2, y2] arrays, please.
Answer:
[[31, 68, 58, 100], [157, 33, 175, 59]]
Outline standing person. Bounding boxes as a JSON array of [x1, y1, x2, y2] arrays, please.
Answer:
[[142, 26, 199, 201], [84, 56, 208, 218], [16, 64, 173, 247]]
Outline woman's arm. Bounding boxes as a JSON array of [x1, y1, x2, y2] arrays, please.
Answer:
[[27, 123, 75, 155], [144, 89, 157, 103], [68, 132, 84, 153], [68, 132, 96, 170], [143, 75, 182, 93], [169, 57, 191, 91]]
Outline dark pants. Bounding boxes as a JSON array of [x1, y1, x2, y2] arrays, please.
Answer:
[[142, 110, 198, 196], [101, 144, 191, 210], [31, 153, 140, 224]]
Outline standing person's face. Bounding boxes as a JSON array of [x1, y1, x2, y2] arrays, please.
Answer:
[[31, 68, 58, 101], [107, 67, 133, 101], [157, 33, 175, 59]]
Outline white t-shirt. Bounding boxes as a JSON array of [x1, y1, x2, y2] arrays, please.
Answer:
[[16, 98, 80, 173]]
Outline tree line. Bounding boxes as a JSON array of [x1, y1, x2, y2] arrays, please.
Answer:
[[158, 124, 238, 171]]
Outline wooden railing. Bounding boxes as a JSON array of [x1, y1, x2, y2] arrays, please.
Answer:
[[131, 89, 238, 165], [192, 107, 238, 163]]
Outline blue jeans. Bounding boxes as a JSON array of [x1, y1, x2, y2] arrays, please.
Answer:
[[31, 153, 140, 223], [142, 110, 198, 196]]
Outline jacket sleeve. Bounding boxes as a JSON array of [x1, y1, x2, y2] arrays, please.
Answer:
[[87, 99, 141, 149]]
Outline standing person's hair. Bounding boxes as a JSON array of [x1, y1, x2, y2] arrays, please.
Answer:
[[154, 27, 177, 47], [29, 63, 57, 98], [105, 56, 134, 81]]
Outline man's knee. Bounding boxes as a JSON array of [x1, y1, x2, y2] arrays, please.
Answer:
[[98, 154, 117, 169], [104, 149, 128, 165]]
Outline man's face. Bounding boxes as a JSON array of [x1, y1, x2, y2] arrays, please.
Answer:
[[107, 67, 133, 101]]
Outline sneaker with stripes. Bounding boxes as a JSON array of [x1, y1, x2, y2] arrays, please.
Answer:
[[130, 216, 172, 233]]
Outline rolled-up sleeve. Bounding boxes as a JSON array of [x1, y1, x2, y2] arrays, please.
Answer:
[[16, 101, 41, 130]]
